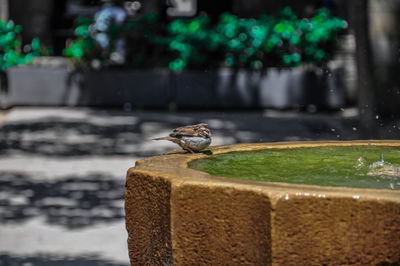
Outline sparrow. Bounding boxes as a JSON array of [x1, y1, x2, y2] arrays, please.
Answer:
[[153, 123, 211, 153]]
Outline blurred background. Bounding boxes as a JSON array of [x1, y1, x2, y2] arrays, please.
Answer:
[[0, 0, 399, 265]]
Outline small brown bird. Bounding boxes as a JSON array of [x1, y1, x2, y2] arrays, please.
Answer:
[[153, 123, 211, 153]]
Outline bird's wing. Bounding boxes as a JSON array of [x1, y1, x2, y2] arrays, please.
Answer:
[[170, 123, 208, 138], [170, 127, 196, 138]]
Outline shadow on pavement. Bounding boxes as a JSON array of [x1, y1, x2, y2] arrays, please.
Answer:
[[0, 254, 128, 266], [0, 172, 124, 229], [0, 109, 366, 158], [0, 120, 159, 157]]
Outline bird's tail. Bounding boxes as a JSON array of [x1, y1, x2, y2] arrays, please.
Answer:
[[152, 136, 171, 141]]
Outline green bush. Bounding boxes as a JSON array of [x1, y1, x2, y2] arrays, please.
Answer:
[[0, 20, 44, 74], [64, 14, 164, 69], [62, 17, 95, 61], [64, 7, 347, 71], [159, 7, 347, 71]]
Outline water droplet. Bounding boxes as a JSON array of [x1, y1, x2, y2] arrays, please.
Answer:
[[352, 127, 357, 131], [376, 115, 379, 119], [123, 102, 132, 112], [331, 128, 336, 132], [336, 134, 340, 138]]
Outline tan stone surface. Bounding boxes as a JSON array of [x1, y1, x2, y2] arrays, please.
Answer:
[[125, 170, 172, 265], [125, 140, 400, 265], [171, 184, 271, 265], [272, 196, 400, 265]]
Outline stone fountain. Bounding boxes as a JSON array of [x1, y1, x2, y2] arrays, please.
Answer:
[[125, 140, 400, 265]]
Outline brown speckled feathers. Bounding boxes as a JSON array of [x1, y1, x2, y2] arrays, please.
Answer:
[[170, 123, 210, 138]]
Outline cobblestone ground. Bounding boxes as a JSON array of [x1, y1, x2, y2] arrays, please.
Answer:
[[0, 107, 395, 265]]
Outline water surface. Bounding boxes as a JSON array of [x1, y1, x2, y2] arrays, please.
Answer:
[[189, 145, 400, 190]]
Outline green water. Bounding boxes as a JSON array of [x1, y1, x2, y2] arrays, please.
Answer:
[[189, 146, 400, 190]]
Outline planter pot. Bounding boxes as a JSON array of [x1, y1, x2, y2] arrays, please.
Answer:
[[175, 67, 346, 109], [125, 140, 400, 265], [174, 69, 260, 108], [258, 67, 346, 109], [258, 68, 305, 109], [6, 63, 79, 106], [79, 69, 170, 108], [5, 59, 346, 109], [5, 64, 170, 108], [299, 67, 346, 109]]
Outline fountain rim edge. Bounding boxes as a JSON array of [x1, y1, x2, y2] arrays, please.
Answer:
[[129, 140, 400, 202]]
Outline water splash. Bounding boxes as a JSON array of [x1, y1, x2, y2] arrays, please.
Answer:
[[367, 154, 400, 188], [369, 154, 385, 168], [357, 156, 365, 167]]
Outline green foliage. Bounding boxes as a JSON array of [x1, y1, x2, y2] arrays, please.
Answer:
[[161, 15, 214, 71], [63, 14, 161, 68], [0, 20, 44, 73], [64, 7, 347, 71], [63, 18, 95, 61], [158, 7, 347, 70]]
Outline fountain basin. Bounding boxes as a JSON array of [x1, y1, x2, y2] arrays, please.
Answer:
[[125, 140, 400, 265]]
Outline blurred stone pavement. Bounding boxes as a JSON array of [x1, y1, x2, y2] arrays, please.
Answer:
[[0, 107, 398, 265]]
